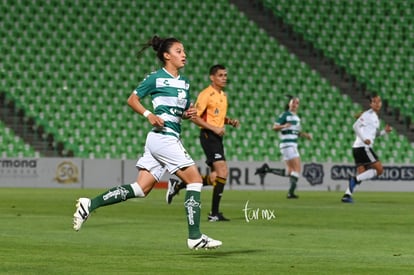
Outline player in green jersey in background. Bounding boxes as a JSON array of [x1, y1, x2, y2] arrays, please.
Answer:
[[256, 95, 312, 199]]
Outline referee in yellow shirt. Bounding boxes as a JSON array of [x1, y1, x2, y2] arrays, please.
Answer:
[[166, 64, 239, 221]]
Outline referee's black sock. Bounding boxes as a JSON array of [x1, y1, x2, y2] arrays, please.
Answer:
[[211, 177, 226, 215], [201, 175, 213, 186]]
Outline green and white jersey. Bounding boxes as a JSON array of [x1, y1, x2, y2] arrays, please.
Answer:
[[275, 111, 301, 149], [135, 68, 191, 138]]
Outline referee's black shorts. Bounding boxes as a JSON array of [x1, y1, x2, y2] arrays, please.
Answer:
[[352, 146, 379, 167], [199, 129, 225, 167]]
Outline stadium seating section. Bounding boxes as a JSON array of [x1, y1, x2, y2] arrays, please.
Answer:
[[1, 0, 413, 163], [264, 0, 414, 127], [0, 120, 38, 158]]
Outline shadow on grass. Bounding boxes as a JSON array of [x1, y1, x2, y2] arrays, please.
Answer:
[[183, 249, 265, 258]]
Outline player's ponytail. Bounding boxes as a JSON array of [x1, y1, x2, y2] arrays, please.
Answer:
[[136, 35, 181, 64]]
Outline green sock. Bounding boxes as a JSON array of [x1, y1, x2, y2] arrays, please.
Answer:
[[288, 174, 298, 195], [90, 184, 136, 212], [270, 168, 286, 176], [184, 190, 202, 239]]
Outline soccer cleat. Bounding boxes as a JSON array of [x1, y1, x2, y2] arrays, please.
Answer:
[[166, 178, 181, 204], [286, 193, 299, 199], [208, 212, 230, 222], [341, 194, 354, 203], [187, 234, 222, 250], [255, 163, 270, 175], [73, 198, 91, 231]]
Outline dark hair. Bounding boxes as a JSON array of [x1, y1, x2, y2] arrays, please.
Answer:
[[209, 64, 226, 75], [367, 93, 379, 103], [137, 35, 181, 64], [354, 93, 380, 118], [285, 94, 295, 111]]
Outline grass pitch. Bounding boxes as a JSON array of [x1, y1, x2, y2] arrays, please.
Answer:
[[0, 188, 413, 274]]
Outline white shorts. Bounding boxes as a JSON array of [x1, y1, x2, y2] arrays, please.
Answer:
[[136, 132, 195, 181], [280, 146, 300, 161]]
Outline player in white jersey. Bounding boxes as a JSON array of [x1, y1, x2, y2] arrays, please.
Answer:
[[341, 94, 392, 203], [256, 96, 312, 199], [73, 35, 222, 250]]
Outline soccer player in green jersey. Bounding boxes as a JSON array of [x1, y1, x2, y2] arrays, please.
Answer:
[[256, 96, 312, 198], [73, 35, 222, 250]]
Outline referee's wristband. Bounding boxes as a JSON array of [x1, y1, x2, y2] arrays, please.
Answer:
[[143, 110, 152, 118]]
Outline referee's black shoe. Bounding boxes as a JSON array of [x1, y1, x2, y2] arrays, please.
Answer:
[[208, 212, 230, 222]]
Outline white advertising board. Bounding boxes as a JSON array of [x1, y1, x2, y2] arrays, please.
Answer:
[[1, 158, 413, 192], [0, 158, 82, 188]]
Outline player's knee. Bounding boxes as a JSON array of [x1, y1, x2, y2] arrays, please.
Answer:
[[215, 171, 228, 180], [217, 167, 228, 176]]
